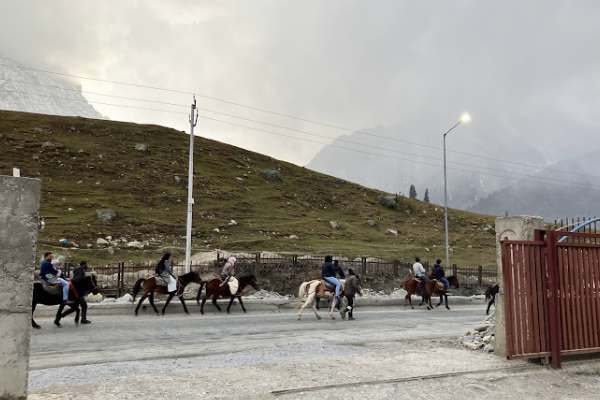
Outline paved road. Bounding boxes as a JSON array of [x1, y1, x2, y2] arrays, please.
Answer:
[[28, 305, 600, 400]]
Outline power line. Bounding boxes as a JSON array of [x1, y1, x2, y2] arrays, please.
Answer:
[[1, 62, 590, 176], [4, 87, 600, 192]]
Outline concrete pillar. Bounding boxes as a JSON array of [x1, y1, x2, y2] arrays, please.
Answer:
[[494, 215, 545, 357], [0, 175, 41, 400]]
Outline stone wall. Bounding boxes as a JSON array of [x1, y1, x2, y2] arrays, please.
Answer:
[[0, 175, 41, 400]]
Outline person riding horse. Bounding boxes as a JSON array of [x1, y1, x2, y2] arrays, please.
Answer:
[[432, 259, 449, 290], [155, 253, 177, 293], [412, 257, 427, 296], [322, 256, 345, 304], [39, 251, 70, 304], [220, 256, 237, 286]]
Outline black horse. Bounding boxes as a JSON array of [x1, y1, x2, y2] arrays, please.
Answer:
[[196, 274, 259, 314], [32, 275, 99, 329], [485, 284, 499, 315]]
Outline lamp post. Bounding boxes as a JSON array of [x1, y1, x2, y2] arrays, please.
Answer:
[[443, 112, 471, 270]]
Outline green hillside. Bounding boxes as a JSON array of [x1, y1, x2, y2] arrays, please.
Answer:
[[0, 110, 496, 265]]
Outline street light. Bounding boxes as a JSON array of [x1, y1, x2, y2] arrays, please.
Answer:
[[443, 112, 471, 271]]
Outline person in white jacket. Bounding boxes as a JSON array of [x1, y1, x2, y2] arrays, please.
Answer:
[[412, 257, 428, 295]]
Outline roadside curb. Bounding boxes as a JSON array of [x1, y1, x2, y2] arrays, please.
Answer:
[[34, 296, 486, 317]]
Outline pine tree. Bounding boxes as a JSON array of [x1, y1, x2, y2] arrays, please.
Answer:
[[409, 184, 417, 200], [424, 188, 430, 203]]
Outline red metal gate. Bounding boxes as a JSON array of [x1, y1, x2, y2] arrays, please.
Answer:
[[501, 230, 600, 368]]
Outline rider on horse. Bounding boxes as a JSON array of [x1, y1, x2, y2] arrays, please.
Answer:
[[39, 251, 70, 304], [412, 257, 428, 296], [322, 256, 345, 304], [220, 256, 237, 286], [155, 253, 177, 293], [432, 259, 449, 290]]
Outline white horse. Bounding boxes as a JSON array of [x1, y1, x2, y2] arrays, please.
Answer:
[[297, 279, 345, 320]]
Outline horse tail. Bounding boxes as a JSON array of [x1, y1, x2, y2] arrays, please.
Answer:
[[132, 278, 145, 301], [298, 281, 310, 298], [196, 281, 206, 305]]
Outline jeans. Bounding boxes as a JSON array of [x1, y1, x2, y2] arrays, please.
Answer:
[[439, 277, 449, 290], [56, 278, 69, 301], [323, 276, 342, 297]]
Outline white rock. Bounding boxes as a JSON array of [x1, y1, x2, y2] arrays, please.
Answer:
[[86, 293, 103, 303], [126, 240, 145, 249], [288, 235, 299, 239], [228, 219, 238, 226], [213, 228, 220, 233], [96, 238, 109, 246], [386, 228, 399, 236], [329, 220, 340, 229]]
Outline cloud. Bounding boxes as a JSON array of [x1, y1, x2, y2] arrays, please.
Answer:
[[1, 0, 600, 165]]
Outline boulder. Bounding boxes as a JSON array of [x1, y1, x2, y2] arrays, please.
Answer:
[[329, 220, 341, 230], [228, 219, 238, 226], [174, 175, 181, 184], [96, 238, 109, 247], [386, 228, 399, 236], [262, 169, 282, 182], [134, 143, 149, 152], [96, 209, 117, 221], [288, 235, 299, 240], [126, 240, 145, 249], [367, 219, 377, 227], [379, 195, 399, 210]]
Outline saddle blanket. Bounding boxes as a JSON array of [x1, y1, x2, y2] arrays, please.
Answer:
[[155, 275, 177, 292], [227, 277, 239, 295]]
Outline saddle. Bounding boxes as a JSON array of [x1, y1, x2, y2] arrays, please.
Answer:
[[320, 279, 345, 295], [154, 275, 169, 287], [432, 279, 445, 291]]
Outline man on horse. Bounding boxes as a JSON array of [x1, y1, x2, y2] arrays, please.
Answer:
[[412, 257, 427, 296], [39, 252, 70, 304], [155, 253, 177, 293], [220, 256, 237, 286], [432, 259, 449, 290], [322, 256, 345, 304]]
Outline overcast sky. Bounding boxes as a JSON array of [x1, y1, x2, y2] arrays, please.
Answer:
[[1, 0, 600, 166]]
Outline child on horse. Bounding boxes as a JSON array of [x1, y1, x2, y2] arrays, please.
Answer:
[[39, 251, 70, 304], [322, 256, 345, 304]]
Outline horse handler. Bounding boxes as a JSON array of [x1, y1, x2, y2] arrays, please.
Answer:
[[342, 269, 362, 320]]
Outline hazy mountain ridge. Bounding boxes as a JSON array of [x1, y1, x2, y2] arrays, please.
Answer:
[[0, 57, 102, 118]]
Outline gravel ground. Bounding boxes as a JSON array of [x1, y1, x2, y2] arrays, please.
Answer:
[[28, 306, 600, 399]]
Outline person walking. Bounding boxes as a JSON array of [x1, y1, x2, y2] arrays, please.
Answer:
[[342, 269, 362, 320]]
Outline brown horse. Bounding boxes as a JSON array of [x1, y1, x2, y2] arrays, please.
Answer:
[[196, 274, 258, 314], [132, 271, 203, 316], [401, 274, 459, 310]]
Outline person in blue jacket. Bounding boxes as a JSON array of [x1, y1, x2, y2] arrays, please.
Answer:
[[39, 252, 70, 303], [432, 259, 449, 290], [322, 256, 345, 303]]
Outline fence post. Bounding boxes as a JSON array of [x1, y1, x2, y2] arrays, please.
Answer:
[[452, 264, 458, 277], [361, 257, 367, 277], [116, 262, 122, 298], [546, 230, 562, 368], [477, 265, 483, 287]]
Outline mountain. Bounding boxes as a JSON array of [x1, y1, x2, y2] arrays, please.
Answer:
[[469, 156, 600, 220], [0, 110, 496, 266], [0, 57, 102, 118], [307, 120, 547, 210]]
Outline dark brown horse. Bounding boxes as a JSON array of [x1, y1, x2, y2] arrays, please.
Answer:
[[196, 274, 258, 314], [132, 271, 203, 316], [401, 274, 459, 310]]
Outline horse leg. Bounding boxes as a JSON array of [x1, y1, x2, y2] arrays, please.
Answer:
[[445, 294, 450, 310], [226, 296, 235, 313], [238, 296, 247, 313], [297, 293, 311, 320], [315, 296, 320, 310], [54, 303, 65, 327], [436, 294, 443, 307], [329, 296, 337, 319], [312, 295, 321, 320], [162, 293, 175, 315], [212, 295, 222, 312], [405, 293, 413, 309], [135, 293, 148, 316], [32, 301, 41, 329], [179, 296, 190, 315], [148, 292, 160, 315]]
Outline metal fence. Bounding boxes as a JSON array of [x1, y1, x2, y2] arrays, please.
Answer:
[[81, 254, 497, 297]]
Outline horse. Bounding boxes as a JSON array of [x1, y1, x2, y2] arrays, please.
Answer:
[[196, 274, 259, 314], [132, 271, 203, 316], [485, 284, 499, 315], [32, 274, 99, 329], [297, 279, 345, 320], [401, 274, 459, 310]]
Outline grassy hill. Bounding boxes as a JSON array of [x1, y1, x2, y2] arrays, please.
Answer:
[[0, 110, 496, 266]]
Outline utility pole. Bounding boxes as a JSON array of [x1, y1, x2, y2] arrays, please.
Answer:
[[185, 96, 198, 273]]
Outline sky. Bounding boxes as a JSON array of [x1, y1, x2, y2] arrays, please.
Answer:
[[1, 0, 600, 167]]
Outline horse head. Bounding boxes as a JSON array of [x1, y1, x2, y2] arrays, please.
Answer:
[[240, 274, 259, 291], [447, 275, 460, 289], [182, 271, 203, 285]]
